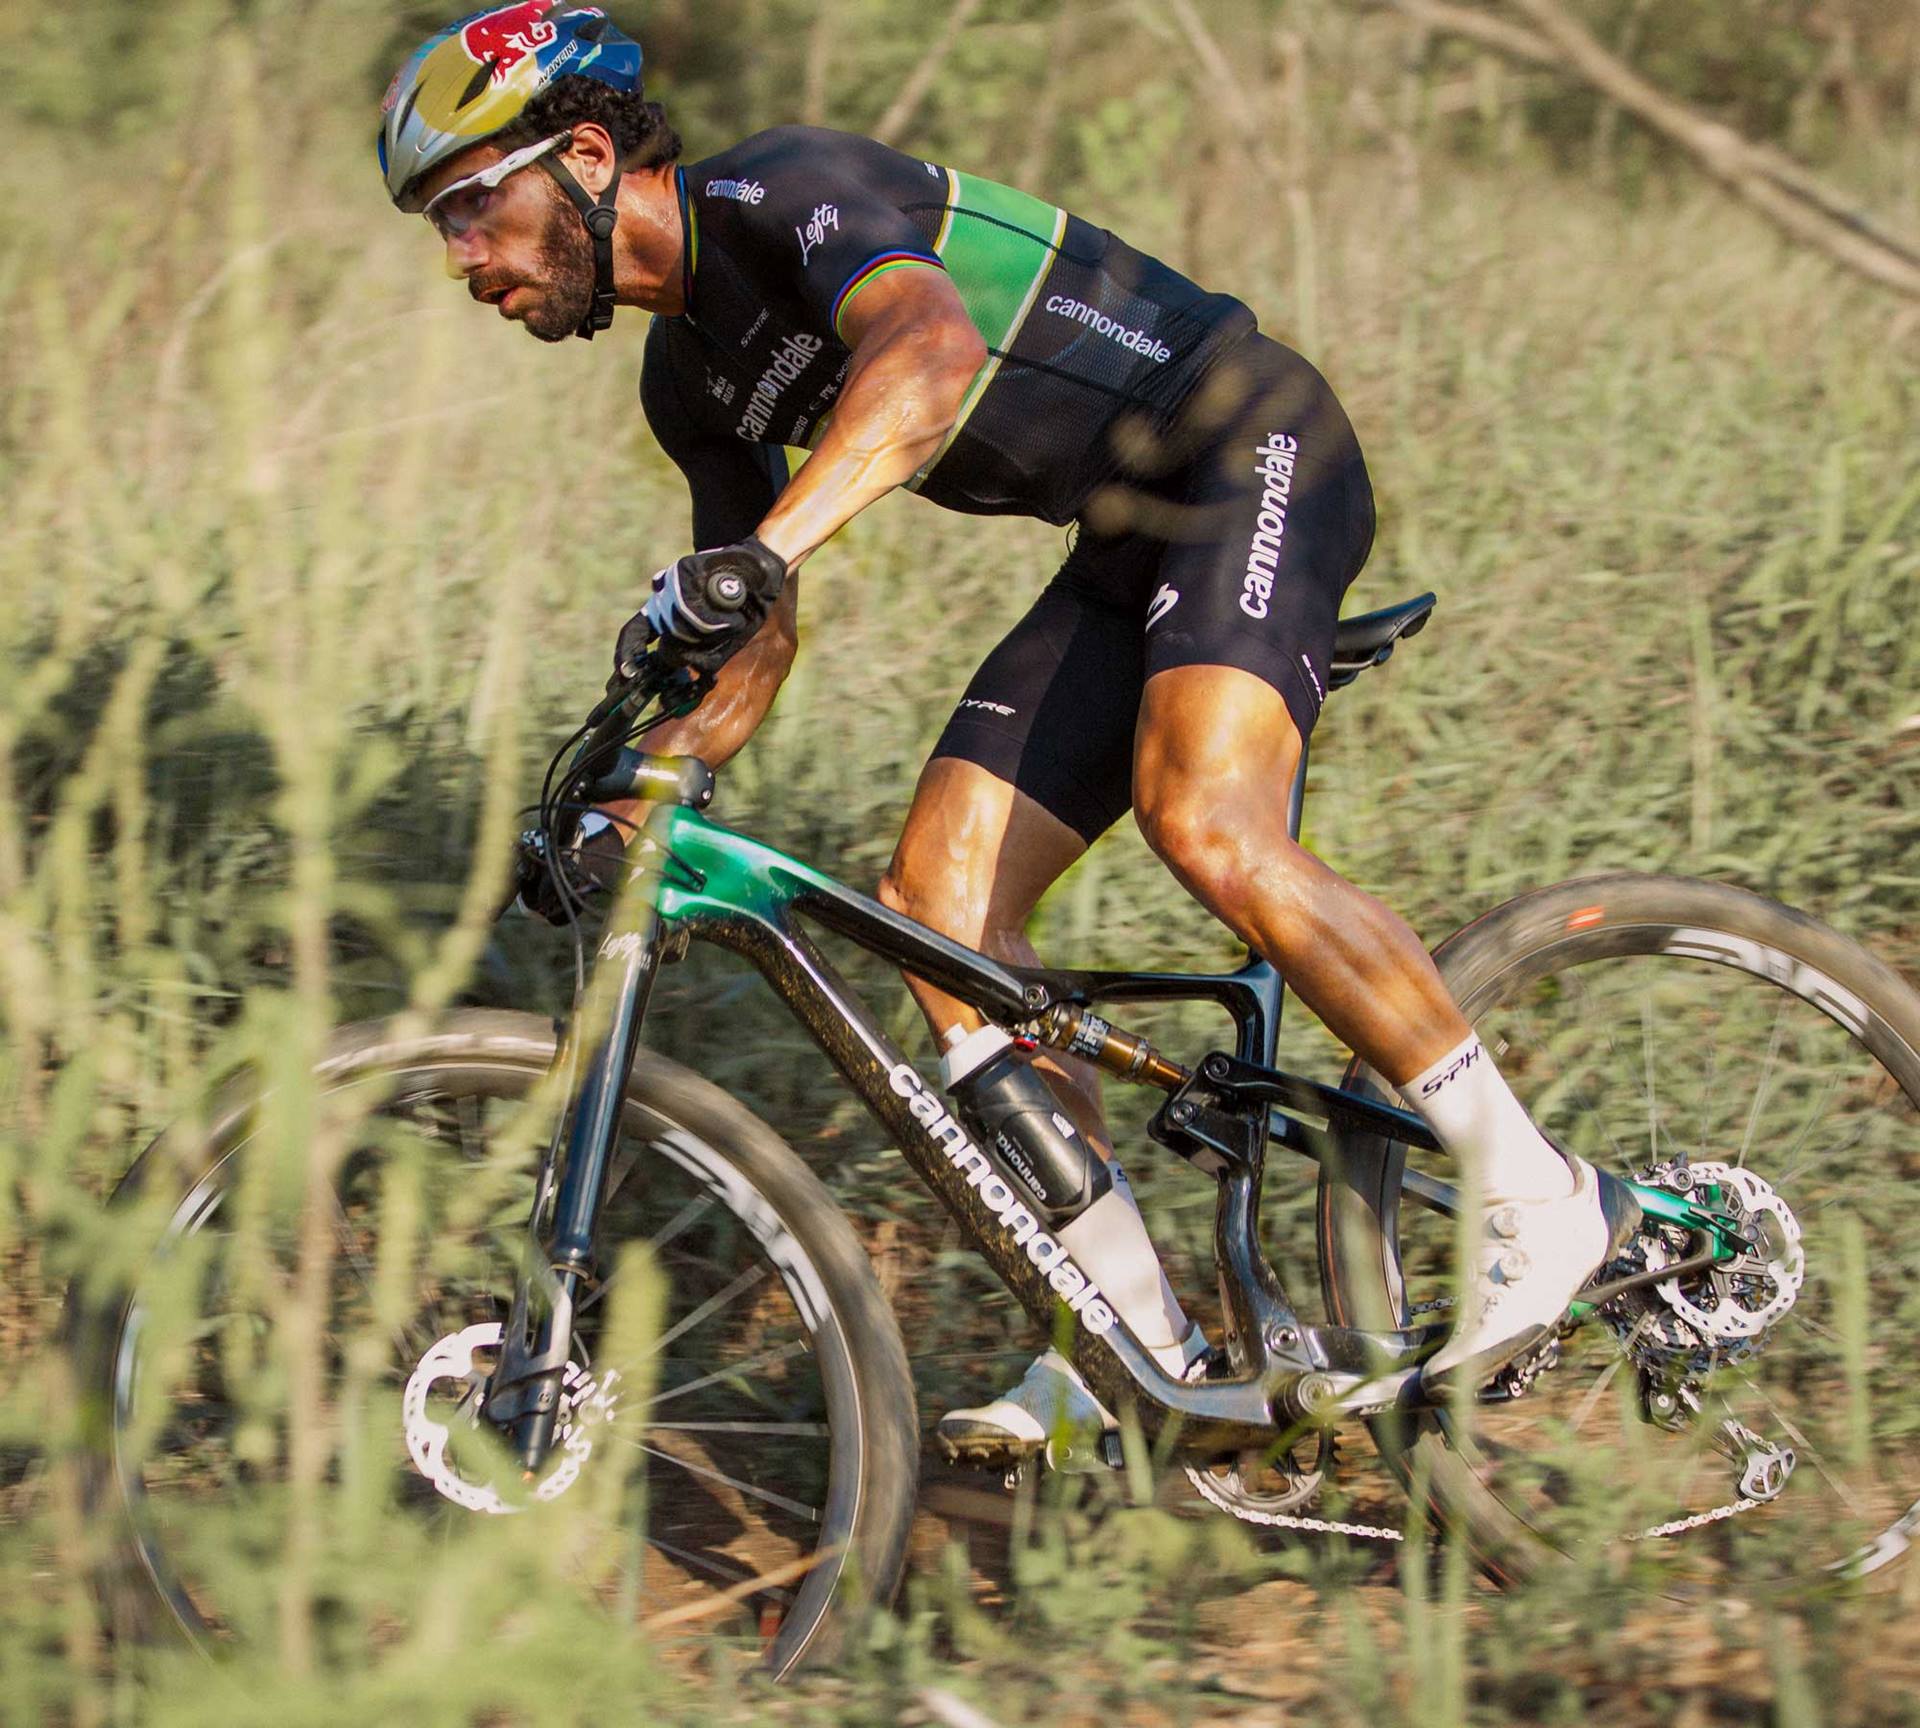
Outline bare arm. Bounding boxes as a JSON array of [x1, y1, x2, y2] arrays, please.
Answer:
[[618, 268, 983, 780], [753, 267, 987, 567]]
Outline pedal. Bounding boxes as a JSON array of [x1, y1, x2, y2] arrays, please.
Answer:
[[935, 1427, 1123, 1476], [936, 1429, 1045, 1471]]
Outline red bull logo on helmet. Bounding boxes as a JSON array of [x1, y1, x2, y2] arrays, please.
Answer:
[[461, 1, 561, 82]]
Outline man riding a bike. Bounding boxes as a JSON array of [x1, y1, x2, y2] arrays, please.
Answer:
[[379, 2, 1629, 1458]]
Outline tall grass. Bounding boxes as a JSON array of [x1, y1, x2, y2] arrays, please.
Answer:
[[2, 9, 1918, 1725]]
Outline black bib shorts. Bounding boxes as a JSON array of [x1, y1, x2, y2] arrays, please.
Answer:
[[929, 333, 1376, 843]]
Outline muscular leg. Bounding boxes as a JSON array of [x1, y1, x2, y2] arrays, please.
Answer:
[[880, 755, 1199, 1386], [1132, 664, 1467, 1086], [878, 756, 1112, 1145], [1133, 663, 1579, 1213]]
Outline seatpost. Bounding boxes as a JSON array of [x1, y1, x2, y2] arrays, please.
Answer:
[[1285, 736, 1310, 843]]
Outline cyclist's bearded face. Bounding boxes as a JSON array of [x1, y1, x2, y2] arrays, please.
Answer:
[[464, 169, 595, 345]]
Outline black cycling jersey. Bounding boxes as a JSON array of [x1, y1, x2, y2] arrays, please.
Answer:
[[641, 125, 1258, 533], [639, 127, 1376, 845]]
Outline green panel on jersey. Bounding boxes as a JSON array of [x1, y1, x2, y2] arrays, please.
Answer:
[[934, 170, 1066, 350], [902, 169, 1069, 491]]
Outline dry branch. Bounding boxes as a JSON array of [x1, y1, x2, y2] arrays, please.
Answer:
[[1160, 0, 1286, 181], [1381, 0, 1559, 66], [873, 0, 989, 146], [1374, 0, 1920, 298]]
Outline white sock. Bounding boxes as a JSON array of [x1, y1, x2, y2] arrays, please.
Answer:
[[1057, 1162, 1200, 1376], [1400, 1035, 1574, 1202]]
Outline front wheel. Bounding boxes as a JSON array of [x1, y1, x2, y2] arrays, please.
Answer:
[[1318, 874, 1920, 1587], [67, 1010, 919, 1678]]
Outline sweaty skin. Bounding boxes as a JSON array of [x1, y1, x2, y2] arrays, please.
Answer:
[[412, 124, 982, 800], [415, 124, 1469, 1091]]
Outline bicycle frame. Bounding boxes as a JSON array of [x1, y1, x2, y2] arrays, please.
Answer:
[[488, 730, 1449, 1467], [488, 748, 1750, 1470]]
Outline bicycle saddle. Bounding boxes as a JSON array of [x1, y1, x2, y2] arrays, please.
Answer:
[[1329, 592, 1437, 690]]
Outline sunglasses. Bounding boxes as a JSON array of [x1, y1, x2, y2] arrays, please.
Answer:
[[420, 130, 574, 239]]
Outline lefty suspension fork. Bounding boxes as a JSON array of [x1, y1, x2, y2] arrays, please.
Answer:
[[489, 873, 669, 1471]]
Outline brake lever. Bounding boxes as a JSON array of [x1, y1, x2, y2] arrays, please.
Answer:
[[659, 662, 716, 717]]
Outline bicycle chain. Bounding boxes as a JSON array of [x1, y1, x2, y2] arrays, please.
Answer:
[[1188, 1458, 1755, 1546], [1183, 1462, 1404, 1543], [1191, 1476, 1759, 1546], [1621, 1496, 1764, 1542]]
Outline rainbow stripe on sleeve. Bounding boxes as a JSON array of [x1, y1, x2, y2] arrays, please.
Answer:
[[831, 251, 945, 339]]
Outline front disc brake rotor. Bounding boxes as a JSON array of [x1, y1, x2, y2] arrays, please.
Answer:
[[403, 1321, 622, 1515]]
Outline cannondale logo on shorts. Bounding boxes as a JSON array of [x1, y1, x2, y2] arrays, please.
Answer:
[[1240, 432, 1299, 620], [1145, 583, 1180, 631]]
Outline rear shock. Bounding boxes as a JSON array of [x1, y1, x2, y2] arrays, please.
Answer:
[[1018, 1004, 1190, 1093]]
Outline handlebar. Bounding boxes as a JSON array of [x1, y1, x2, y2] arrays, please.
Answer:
[[581, 748, 715, 808], [569, 649, 720, 807]]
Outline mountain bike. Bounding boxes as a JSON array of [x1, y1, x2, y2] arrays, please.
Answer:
[[70, 587, 1920, 1677]]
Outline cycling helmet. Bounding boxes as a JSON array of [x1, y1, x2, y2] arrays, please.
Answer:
[[379, 3, 644, 337]]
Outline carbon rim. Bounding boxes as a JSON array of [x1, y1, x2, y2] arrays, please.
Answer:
[[104, 1057, 865, 1674], [1328, 884, 1920, 1585]]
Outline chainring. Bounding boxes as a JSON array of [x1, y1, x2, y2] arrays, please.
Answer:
[[1182, 1430, 1337, 1524]]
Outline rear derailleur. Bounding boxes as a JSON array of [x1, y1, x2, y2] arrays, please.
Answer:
[[1640, 1375, 1797, 1504]]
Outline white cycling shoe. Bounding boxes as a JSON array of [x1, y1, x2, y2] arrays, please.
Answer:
[[938, 1329, 1207, 1471], [938, 1349, 1115, 1470], [1418, 1154, 1643, 1398]]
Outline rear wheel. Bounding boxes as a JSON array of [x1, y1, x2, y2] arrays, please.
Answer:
[[68, 1010, 919, 1677], [1318, 875, 1920, 1586]]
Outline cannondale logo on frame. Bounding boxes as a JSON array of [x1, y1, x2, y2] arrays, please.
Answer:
[[887, 1063, 1116, 1334]]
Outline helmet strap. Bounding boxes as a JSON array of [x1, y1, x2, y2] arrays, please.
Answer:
[[538, 152, 623, 340]]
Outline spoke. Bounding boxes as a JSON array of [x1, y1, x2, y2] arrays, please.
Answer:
[[577, 1194, 718, 1319], [646, 1193, 718, 1254], [1399, 1166, 1461, 1215], [455, 1094, 488, 1169], [1694, 1005, 1723, 1167], [1777, 1105, 1881, 1195], [630, 1442, 821, 1523], [1569, 1318, 1645, 1436], [1564, 972, 1632, 1170], [1768, 1070, 1846, 1188], [1734, 994, 1793, 1169], [328, 1189, 435, 1367], [1640, 992, 1663, 1166], [1786, 1308, 1843, 1348], [643, 1535, 795, 1604], [651, 1339, 815, 1410], [646, 1265, 770, 1360], [648, 1421, 830, 1437]]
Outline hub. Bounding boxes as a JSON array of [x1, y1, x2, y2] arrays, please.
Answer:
[[1606, 1160, 1806, 1376]]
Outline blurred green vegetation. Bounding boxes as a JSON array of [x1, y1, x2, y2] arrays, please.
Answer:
[[2, 0, 1918, 1722]]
